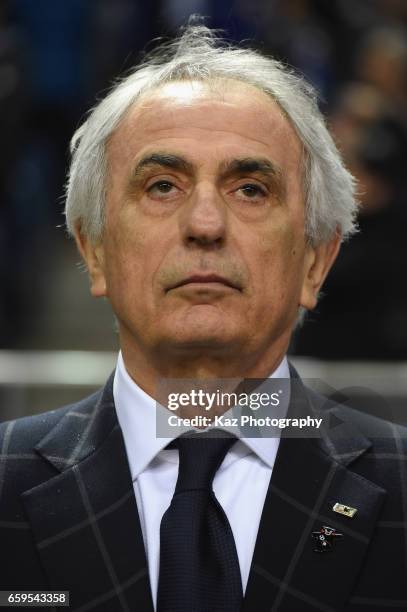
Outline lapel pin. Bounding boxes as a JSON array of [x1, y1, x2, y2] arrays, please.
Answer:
[[333, 502, 357, 518], [312, 525, 343, 553]]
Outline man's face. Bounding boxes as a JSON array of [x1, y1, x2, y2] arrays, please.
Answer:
[[80, 80, 336, 369]]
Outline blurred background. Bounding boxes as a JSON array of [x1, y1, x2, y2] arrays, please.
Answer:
[[1, 0, 407, 421]]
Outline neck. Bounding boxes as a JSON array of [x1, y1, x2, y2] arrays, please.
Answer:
[[119, 333, 290, 401]]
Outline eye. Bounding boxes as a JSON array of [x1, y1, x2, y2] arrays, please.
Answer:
[[235, 183, 267, 200], [147, 180, 176, 196]]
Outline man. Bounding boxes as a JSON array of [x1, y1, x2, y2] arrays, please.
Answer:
[[1, 25, 406, 612]]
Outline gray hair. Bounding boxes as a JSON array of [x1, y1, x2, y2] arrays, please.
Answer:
[[65, 24, 358, 245]]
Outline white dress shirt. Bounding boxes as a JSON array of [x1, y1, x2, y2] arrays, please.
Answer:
[[113, 352, 290, 610]]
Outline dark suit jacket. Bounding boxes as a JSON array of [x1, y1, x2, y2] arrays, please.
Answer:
[[1, 371, 406, 611]]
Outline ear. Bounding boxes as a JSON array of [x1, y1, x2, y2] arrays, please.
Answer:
[[300, 231, 341, 311], [73, 225, 108, 298]]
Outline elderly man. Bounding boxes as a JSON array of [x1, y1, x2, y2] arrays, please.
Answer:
[[1, 25, 406, 612]]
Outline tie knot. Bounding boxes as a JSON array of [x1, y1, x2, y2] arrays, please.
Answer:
[[172, 430, 237, 494]]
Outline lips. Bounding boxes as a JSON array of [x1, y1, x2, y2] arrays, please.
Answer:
[[168, 274, 241, 292]]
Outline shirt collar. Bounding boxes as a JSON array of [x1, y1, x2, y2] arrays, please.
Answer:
[[114, 351, 290, 480], [240, 357, 290, 468]]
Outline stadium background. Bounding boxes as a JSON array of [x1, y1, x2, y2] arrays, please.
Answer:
[[1, 0, 406, 421]]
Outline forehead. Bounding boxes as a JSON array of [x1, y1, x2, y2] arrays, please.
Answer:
[[107, 79, 302, 174]]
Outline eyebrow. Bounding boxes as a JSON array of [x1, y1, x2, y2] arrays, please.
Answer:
[[219, 157, 280, 178], [131, 153, 194, 179]]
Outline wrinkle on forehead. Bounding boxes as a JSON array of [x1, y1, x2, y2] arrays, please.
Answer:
[[124, 77, 296, 137]]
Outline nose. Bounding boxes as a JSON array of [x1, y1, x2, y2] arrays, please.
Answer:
[[180, 183, 227, 249]]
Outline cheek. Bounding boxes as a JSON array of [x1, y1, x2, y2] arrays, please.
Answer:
[[246, 219, 306, 304], [103, 215, 149, 299], [103, 207, 176, 310]]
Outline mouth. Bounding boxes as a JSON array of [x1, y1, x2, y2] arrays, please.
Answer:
[[167, 274, 242, 292]]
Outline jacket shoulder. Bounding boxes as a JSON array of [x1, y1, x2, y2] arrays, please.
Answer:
[[0, 388, 103, 454], [329, 398, 407, 452], [0, 388, 105, 528], [305, 382, 407, 447]]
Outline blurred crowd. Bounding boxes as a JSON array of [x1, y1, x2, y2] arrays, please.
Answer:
[[0, 0, 406, 359]]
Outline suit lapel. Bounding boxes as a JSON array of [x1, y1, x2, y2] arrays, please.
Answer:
[[22, 375, 154, 612], [243, 378, 387, 612]]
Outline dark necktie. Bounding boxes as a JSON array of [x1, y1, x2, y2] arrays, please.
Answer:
[[157, 431, 243, 612]]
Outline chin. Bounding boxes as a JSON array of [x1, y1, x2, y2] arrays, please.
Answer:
[[168, 329, 236, 349], [161, 318, 241, 351]]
